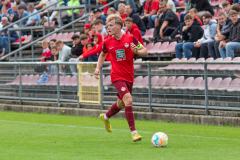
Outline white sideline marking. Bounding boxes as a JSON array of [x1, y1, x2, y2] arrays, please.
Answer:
[[0, 119, 239, 142]]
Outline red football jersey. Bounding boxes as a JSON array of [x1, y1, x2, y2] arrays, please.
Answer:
[[103, 33, 139, 83]]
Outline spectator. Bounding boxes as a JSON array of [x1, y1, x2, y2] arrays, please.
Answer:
[[219, 10, 240, 58], [69, 34, 83, 75], [92, 19, 107, 37], [49, 38, 57, 49], [107, 7, 116, 15], [13, 0, 27, 9], [93, 9, 106, 24], [190, 0, 214, 16], [188, 8, 203, 26], [56, 40, 71, 62], [65, 0, 81, 19], [194, 12, 217, 59], [1, 0, 11, 15], [166, 0, 177, 12], [208, 12, 231, 59], [0, 17, 19, 57], [125, 4, 146, 35], [40, 40, 51, 62], [16, 4, 28, 26], [125, 17, 143, 44], [26, 3, 41, 26], [35, 0, 57, 10], [175, 14, 203, 59], [154, 1, 179, 41], [80, 33, 103, 62], [222, 1, 231, 14], [56, 40, 71, 73], [118, 3, 128, 21], [142, 0, 159, 29]]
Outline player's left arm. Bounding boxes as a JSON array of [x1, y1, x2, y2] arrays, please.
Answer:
[[131, 37, 148, 56]]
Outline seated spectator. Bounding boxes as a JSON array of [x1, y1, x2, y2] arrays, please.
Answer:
[[56, 40, 71, 74], [188, 8, 203, 26], [0, 17, 19, 57], [93, 9, 106, 24], [35, 0, 57, 10], [208, 12, 231, 59], [26, 3, 41, 26], [107, 7, 116, 15], [142, 0, 159, 29], [80, 33, 103, 62], [69, 34, 83, 75], [40, 40, 51, 62], [219, 10, 240, 58], [125, 17, 143, 44], [166, 0, 177, 13], [49, 38, 57, 49], [16, 4, 28, 27], [190, 0, 214, 16], [154, 1, 179, 41], [193, 12, 217, 59], [222, 1, 231, 14], [1, 0, 11, 16], [125, 4, 146, 35], [56, 40, 71, 62], [92, 19, 107, 37], [175, 14, 203, 59], [13, 0, 27, 9], [118, 3, 128, 21]]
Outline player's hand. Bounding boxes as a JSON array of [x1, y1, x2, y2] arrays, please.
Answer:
[[78, 55, 84, 61], [94, 68, 100, 79]]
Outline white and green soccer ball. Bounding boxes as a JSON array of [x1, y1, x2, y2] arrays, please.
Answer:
[[151, 132, 168, 147]]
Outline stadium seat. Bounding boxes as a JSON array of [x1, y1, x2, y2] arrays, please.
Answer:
[[161, 76, 176, 89], [153, 76, 168, 89], [197, 77, 213, 91], [217, 57, 232, 71], [215, 77, 232, 91], [227, 78, 240, 92], [176, 77, 194, 90], [47, 75, 58, 86], [168, 76, 185, 89], [208, 58, 223, 71], [157, 42, 169, 54], [208, 77, 222, 90]]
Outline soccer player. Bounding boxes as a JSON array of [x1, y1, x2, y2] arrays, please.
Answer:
[[94, 14, 148, 142]]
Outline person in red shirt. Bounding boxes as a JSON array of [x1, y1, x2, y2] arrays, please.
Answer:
[[118, 3, 128, 22], [143, 0, 159, 28], [95, 14, 147, 142], [125, 17, 143, 45]]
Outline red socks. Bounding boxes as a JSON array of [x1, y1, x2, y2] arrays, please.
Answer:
[[125, 106, 136, 132], [106, 103, 121, 118], [106, 103, 136, 132]]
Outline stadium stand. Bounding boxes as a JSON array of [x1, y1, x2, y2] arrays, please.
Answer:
[[0, 0, 240, 111]]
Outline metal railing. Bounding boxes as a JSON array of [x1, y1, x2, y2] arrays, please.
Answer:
[[0, 60, 240, 113], [0, 0, 119, 61]]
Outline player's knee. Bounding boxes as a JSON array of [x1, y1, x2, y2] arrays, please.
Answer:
[[123, 93, 133, 107], [117, 99, 125, 109]]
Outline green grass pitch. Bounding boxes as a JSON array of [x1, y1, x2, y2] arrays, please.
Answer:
[[0, 111, 240, 160]]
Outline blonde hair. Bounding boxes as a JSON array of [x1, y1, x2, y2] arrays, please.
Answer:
[[106, 14, 123, 28]]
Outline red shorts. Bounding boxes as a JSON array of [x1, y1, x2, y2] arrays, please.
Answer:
[[112, 80, 133, 100]]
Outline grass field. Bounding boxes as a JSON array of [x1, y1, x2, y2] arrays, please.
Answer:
[[0, 111, 240, 160]]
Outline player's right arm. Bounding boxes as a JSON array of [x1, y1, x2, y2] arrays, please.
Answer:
[[94, 51, 107, 79]]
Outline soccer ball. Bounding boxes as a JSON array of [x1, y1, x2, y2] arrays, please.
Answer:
[[151, 132, 168, 147]]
